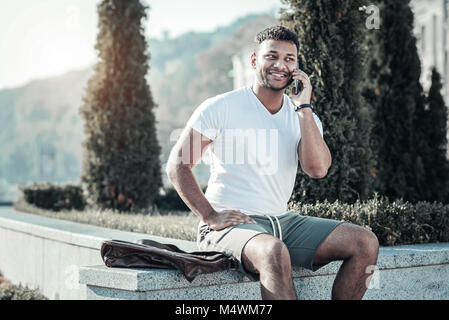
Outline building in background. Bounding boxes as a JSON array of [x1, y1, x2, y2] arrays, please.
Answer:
[[412, 0, 449, 157], [412, 0, 449, 105]]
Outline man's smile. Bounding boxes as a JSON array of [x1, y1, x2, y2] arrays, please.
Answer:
[[267, 70, 290, 81]]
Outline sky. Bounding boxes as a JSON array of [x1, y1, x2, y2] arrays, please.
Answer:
[[0, 0, 282, 90]]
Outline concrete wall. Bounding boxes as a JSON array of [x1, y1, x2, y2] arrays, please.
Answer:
[[0, 207, 196, 299], [1, 207, 449, 300]]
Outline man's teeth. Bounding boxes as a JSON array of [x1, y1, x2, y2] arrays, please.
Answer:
[[269, 72, 286, 78]]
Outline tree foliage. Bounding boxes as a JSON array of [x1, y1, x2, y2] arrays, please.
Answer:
[[80, 0, 162, 212], [281, 0, 375, 204], [413, 68, 449, 202], [362, 0, 447, 203]]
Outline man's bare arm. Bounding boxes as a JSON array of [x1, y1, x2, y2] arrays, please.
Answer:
[[296, 109, 332, 179], [166, 127, 255, 230], [290, 68, 331, 179], [166, 127, 215, 219]]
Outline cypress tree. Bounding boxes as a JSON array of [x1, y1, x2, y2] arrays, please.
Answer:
[[364, 0, 426, 202], [280, 0, 375, 204], [414, 68, 449, 202], [79, 0, 162, 212], [361, 4, 385, 199]]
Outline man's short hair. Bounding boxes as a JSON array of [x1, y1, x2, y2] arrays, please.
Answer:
[[254, 25, 299, 53]]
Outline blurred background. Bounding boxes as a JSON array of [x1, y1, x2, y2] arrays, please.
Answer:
[[0, 0, 281, 202], [0, 0, 447, 203]]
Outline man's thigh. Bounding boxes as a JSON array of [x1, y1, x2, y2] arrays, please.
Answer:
[[197, 213, 349, 275], [311, 222, 378, 266], [240, 214, 344, 274], [281, 214, 344, 271], [241, 233, 285, 274], [197, 220, 270, 279]]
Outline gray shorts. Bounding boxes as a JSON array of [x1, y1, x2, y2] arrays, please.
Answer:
[[196, 211, 343, 280]]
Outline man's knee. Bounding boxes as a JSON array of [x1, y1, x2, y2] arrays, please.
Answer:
[[355, 229, 379, 260], [263, 238, 291, 269], [242, 234, 291, 274]]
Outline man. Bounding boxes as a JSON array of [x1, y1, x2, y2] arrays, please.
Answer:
[[166, 26, 379, 300]]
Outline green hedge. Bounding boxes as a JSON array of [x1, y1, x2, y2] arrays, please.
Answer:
[[19, 182, 86, 212], [17, 183, 449, 247], [0, 284, 48, 300], [155, 185, 207, 211], [288, 195, 449, 246], [0, 273, 47, 300], [155, 187, 189, 211], [19, 183, 206, 213]]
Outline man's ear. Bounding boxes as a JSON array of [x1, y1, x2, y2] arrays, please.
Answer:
[[250, 52, 257, 69]]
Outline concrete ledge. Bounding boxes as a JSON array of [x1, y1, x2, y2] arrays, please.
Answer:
[[79, 243, 449, 300], [1, 207, 449, 300], [0, 207, 196, 299]]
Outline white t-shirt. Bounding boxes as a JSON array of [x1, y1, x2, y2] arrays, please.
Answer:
[[186, 86, 323, 216]]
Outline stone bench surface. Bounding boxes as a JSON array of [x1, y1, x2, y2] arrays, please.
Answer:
[[79, 242, 449, 300], [79, 243, 449, 292]]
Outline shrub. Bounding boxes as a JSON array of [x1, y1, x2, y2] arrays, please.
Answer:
[[0, 284, 48, 300], [19, 182, 86, 212], [0, 273, 47, 300], [155, 187, 189, 211], [155, 185, 207, 211], [79, 0, 162, 213], [17, 183, 205, 213], [14, 198, 199, 241], [15, 188, 449, 246], [288, 195, 449, 246]]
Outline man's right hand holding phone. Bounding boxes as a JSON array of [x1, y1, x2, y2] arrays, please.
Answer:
[[291, 67, 313, 107]]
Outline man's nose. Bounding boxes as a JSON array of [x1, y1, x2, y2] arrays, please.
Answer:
[[273, 59, 287, 70]]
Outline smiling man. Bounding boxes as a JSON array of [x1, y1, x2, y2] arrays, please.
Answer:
[[166, 26, 379, 300]]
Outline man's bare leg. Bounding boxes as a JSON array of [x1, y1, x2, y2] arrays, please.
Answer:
[[312, 223, 379, 300], [241, 234, 297, 300], [241, 223, 379, 300]]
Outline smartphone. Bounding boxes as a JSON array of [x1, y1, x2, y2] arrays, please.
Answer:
[[294, 62, 302, 95]]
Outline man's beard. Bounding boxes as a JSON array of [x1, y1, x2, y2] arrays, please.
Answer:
[[258, 70, 294, 91]]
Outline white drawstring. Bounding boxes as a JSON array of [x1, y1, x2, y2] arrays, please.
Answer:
[[265, 215, 277, 238], [265, 215, 282, 241], [274, 216, 282, 241]]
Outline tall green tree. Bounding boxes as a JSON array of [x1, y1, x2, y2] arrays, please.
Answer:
[[413, 68, 449, 202], [361, 4, 384, 200], [364, 0, 427, 202], [80, 0, 162, 212], [281, 0, 375, 204]]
